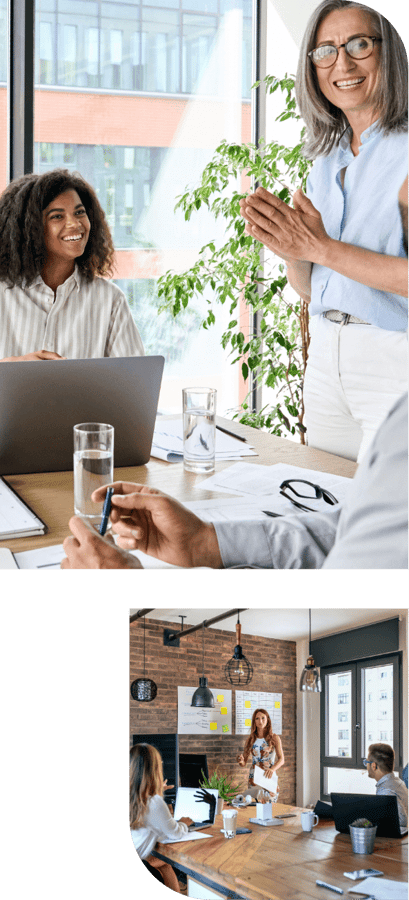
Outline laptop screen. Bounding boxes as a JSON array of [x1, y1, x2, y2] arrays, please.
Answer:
[[331, 792, 407, 837], [174, 787, 219, 823]]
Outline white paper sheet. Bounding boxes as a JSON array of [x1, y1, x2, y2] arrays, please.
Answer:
[[253, 765, 278, 793], [160, 831, 213, 843], [195, 461, 352, 515], [151, 418, 256, 462], [14, 542, 179, 570], [348, 878, 408, 899]]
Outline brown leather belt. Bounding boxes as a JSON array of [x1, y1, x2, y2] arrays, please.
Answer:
[[323, 310, 370, 325]]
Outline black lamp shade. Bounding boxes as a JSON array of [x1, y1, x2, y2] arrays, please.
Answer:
[[130, 678, 158, 702], [191, 676, 215, 708]]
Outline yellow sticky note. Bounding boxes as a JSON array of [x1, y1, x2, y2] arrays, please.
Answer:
[[217, 695, 224, 702], [245, 718, 251, 727], [210, 722, 217, 731], [244, 700, 251, 708], [275, 701, 280, 708], [220, 707, 227, 715]]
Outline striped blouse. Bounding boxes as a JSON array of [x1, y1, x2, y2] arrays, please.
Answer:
[[0, 267, 144, 360]]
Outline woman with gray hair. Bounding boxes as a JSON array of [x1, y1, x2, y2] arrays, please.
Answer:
[[241, 1, 407, 462]]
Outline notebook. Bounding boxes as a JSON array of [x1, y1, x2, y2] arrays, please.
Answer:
[[173, 787, 219, 831], [0, 355, 164, 474], [331, 792, 408, 838], [0, 477, 47, 539]]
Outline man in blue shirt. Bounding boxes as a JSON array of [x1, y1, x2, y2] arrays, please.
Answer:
[[364, 743, 408, 830]]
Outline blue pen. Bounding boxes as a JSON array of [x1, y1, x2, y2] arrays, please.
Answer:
[[99, 487, 114, 536]]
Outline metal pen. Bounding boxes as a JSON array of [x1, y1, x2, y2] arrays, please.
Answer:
[[316, 882, 344, 895], [99, 487, 114, 536]]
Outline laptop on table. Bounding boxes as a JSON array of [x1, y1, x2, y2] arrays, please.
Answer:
[[0, 356, 164, 474], [174, 787, 219, 831], [331, 792, 408, 838]]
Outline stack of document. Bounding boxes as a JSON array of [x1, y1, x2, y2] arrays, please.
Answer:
[[151, 417, 257, 462], [194, 462, 351, 516], [0, 477, 46, 540]]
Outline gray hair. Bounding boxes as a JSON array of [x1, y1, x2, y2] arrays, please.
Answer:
[[295, 0, 408, 159]]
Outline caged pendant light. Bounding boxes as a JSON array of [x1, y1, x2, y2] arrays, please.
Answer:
[[130, 616, 158, 702], [299, 609, 321, 692], [224, 613, 253, 685], [191, 623, 214, 708]]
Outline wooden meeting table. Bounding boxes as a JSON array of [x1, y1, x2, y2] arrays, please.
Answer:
[[151, 803, 408, 900], [0, 416, 357, 556]]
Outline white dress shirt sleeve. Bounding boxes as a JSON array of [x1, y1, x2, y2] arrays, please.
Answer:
[[214, 393, 408, 569]]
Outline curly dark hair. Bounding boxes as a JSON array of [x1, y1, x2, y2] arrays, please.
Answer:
[[0, 168, 115, 287]]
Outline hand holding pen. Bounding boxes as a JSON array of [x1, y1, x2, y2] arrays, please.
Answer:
[[99, 487, 114, 535]]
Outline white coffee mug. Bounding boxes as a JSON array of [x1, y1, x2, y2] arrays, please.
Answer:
[[301, 810, 319, 832]]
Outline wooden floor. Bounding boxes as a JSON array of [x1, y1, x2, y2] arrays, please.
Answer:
[[153, 804, 408, 900]]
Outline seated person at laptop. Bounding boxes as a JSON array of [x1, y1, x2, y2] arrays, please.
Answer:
[[61, 392, 408, 569], [0, 169, 143, 361], [364, 743, 408, 829], [130, 743, 193, 893]]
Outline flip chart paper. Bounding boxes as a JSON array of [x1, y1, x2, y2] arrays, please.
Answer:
[[235, 691, 282, 735], [178, 686, 232, 735]]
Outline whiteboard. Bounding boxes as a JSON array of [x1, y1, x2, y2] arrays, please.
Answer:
[[177, 686, 232, 735], [235, 691, 282, 736]]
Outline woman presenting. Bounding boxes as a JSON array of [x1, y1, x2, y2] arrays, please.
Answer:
[[241, 0, 407, 463], [237, 708, 284, 798], [0, 168, 144, 361]]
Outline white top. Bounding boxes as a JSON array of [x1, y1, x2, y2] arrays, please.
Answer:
[[0, 267, 144, 359], [130, 794, 189, 859]]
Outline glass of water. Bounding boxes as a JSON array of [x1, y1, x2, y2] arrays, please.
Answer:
[[73, 423, 114, 529], [182, 387, 217, 474]]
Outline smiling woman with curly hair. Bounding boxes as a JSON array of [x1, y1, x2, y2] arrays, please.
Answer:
[[0, 168, 144, 361]]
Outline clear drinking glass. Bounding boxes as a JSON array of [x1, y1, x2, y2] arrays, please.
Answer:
[[222, 809, 238, 839], [73, 423, 114, 528], [182, 387, 216, 473]]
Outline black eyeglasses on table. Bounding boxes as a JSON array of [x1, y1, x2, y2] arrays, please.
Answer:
[[279, 479, 339, 513]]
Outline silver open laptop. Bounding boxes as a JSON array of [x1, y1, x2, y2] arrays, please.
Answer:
[[174, 787, 219, 831], [0, 356, 164, 474]]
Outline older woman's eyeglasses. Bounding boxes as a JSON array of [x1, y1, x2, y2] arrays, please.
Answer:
[[309, 35, 382, 69], [279, 479, 339, 513]]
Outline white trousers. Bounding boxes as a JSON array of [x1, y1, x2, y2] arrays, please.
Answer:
[[303, 315, 408, 463]]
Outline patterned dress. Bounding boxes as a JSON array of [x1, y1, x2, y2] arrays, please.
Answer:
[[248, 737, 277, 787]]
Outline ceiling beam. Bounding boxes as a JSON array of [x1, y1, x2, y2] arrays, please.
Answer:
[[129, 609, 156, 624], [165, 608, 248, 641]]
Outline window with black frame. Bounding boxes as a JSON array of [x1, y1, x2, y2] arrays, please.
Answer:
[[320, 653, 402, 800]]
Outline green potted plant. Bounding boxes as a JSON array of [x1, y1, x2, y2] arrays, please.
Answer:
[[158, 75, 313, 440], [349, 818, 377, 854], [199, 769, 244, 814]]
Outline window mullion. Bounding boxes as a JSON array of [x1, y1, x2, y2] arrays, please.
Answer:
[[8, 0, 35, 180]]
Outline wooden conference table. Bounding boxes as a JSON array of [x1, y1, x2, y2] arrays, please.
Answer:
[[0, 416, 357, 555], [152, 803, 408, 900]]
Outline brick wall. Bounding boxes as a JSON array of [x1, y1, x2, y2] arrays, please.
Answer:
[[130, 617, 297, 804]]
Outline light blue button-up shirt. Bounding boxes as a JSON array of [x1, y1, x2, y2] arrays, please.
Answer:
[[306, 123, 408, 331]]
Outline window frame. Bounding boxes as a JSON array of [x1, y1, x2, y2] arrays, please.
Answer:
[[319, 652, 402, 801]]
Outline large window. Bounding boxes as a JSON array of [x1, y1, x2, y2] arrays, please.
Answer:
[[320, 654, 402, 800], [33, 0, 253, 412]]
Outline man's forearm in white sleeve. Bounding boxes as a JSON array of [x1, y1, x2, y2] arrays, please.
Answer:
[[214, 507, 341, 569]]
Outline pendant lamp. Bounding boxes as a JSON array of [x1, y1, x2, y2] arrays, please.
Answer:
[[224, 613, 253, 685], [299, 609, 321, 692], [191, 623, 214, 708], [130, 616, 158, 702]]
